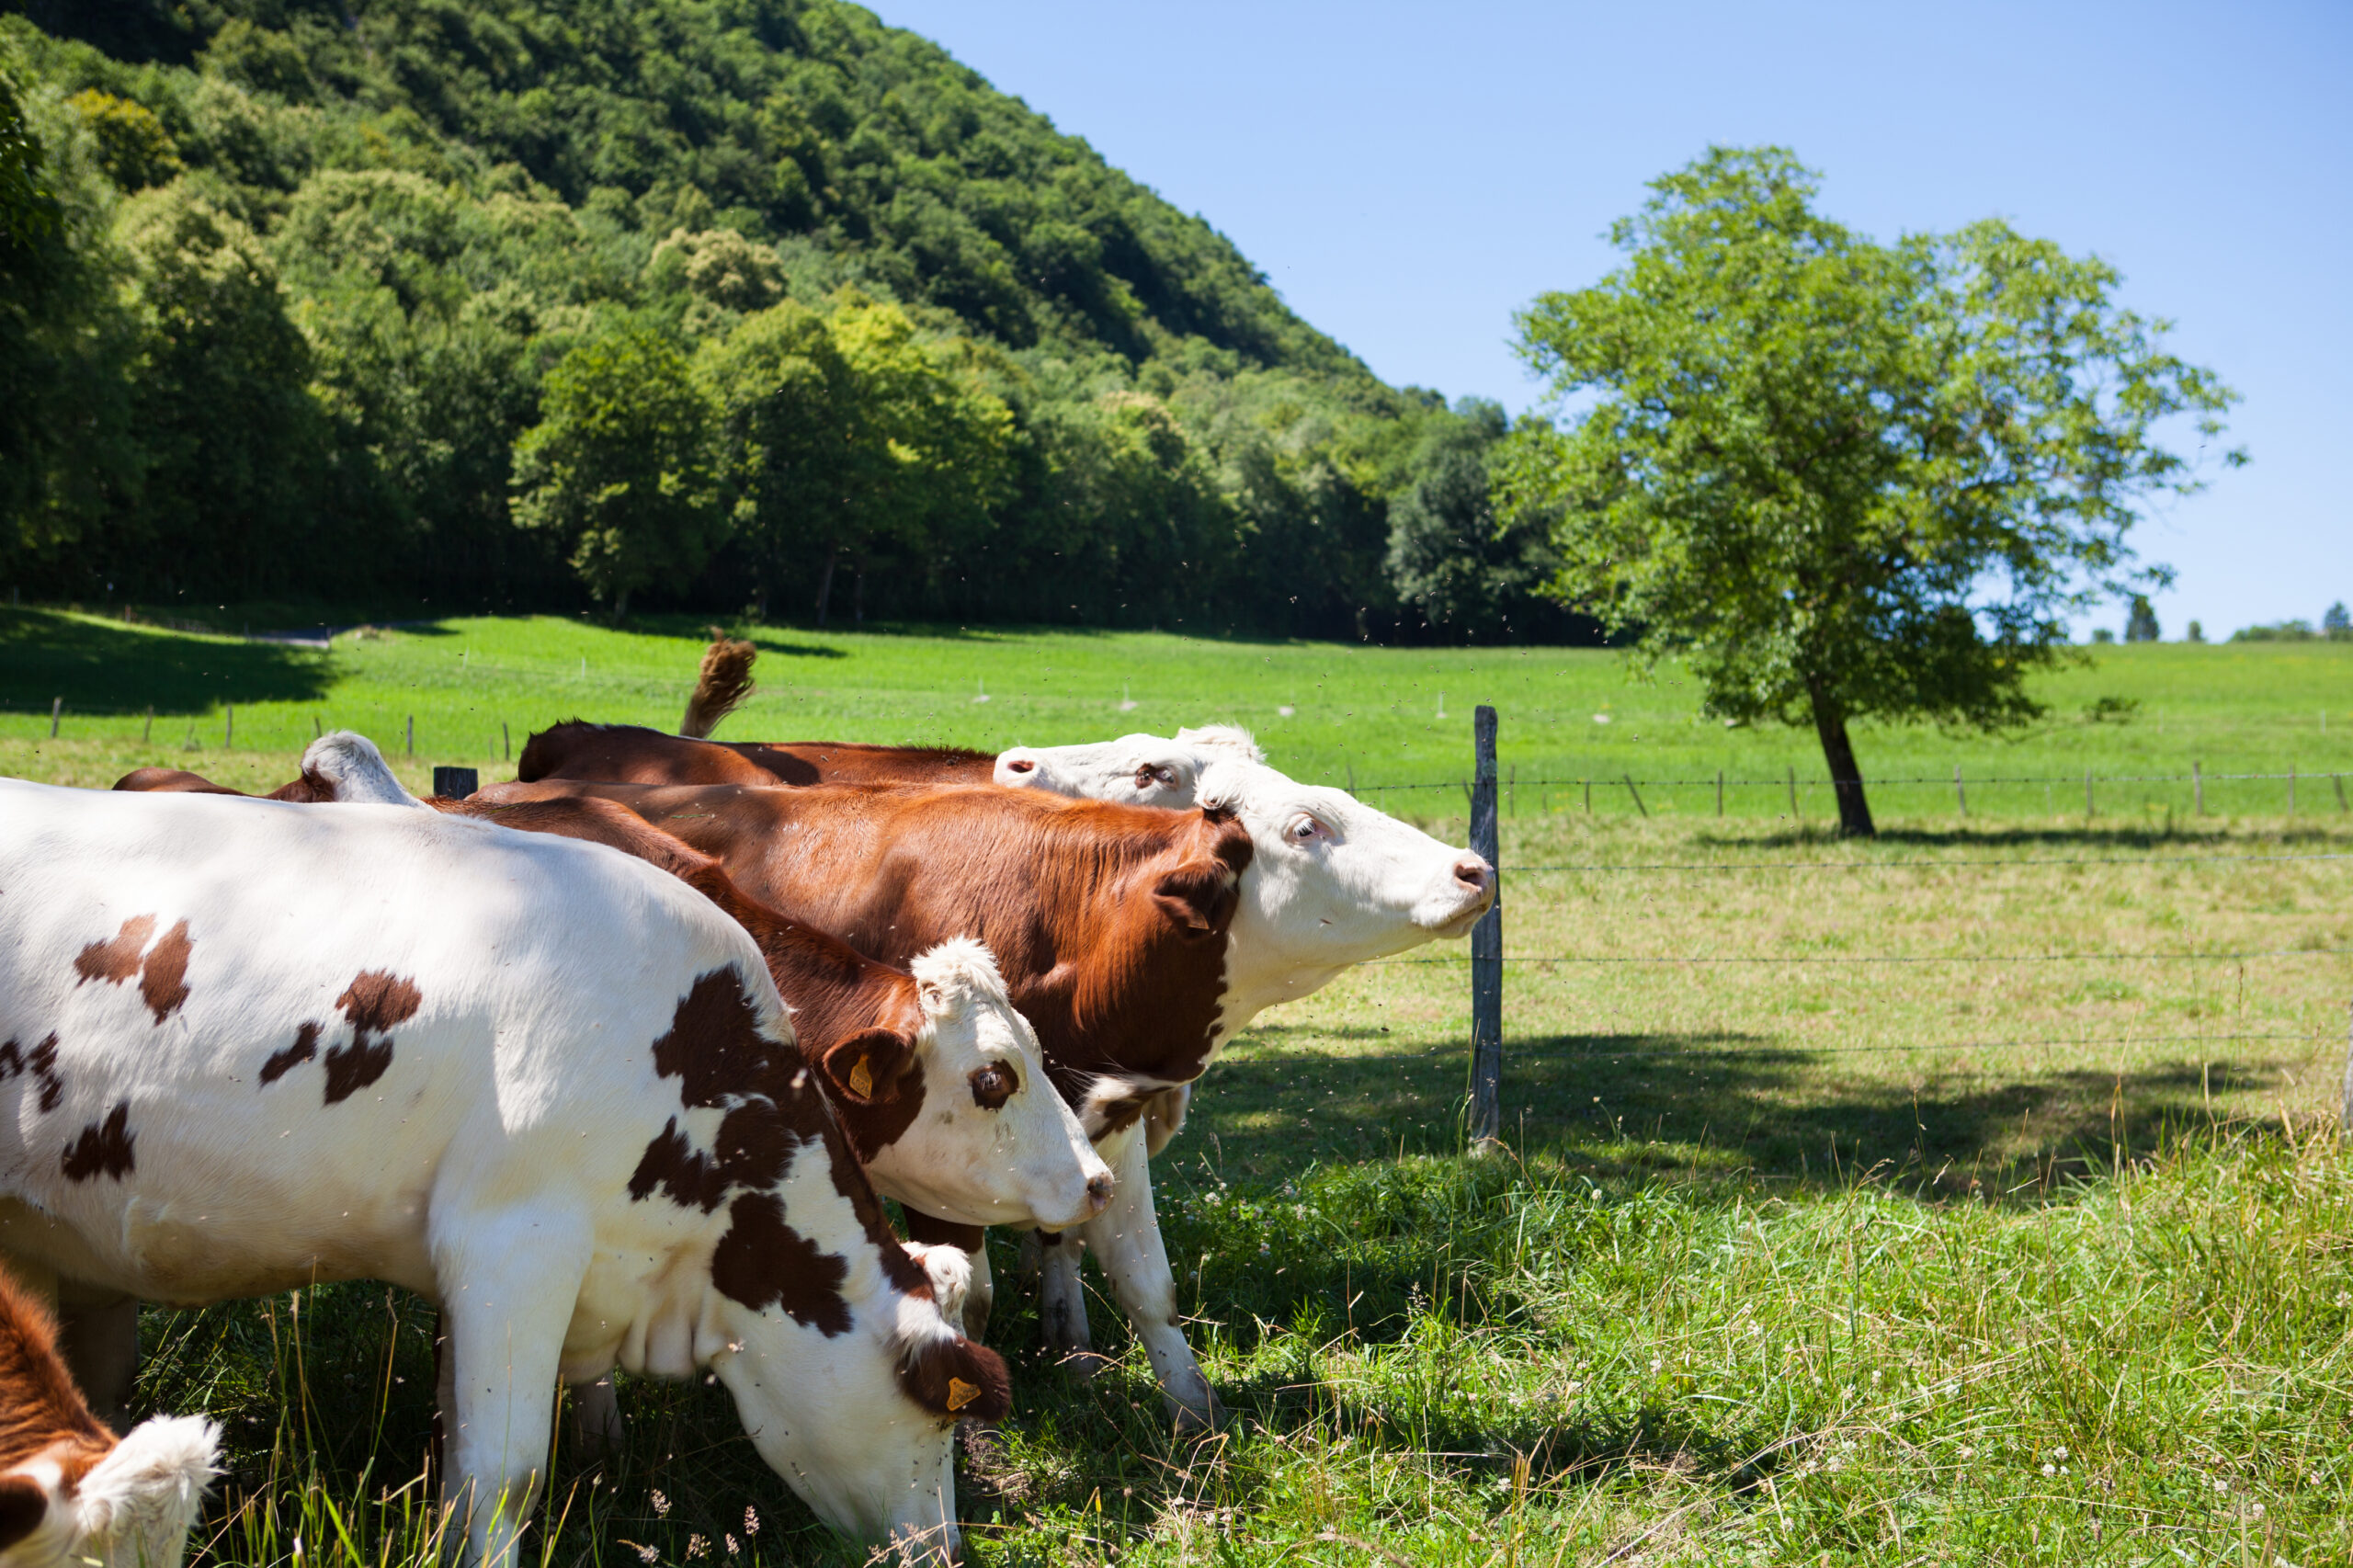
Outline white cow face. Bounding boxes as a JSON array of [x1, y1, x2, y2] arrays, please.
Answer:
[[845, 938, 1110, 1232], [714, 1287, 972, 1563], [1199, 758, 1494, 1012], [992, 725, 1264, 808]]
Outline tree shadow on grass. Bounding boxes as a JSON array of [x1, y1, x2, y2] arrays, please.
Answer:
[[1189, 1021, 2309, 1199], [0, 608, 332, 716], [1695, 822, 2352, 851]]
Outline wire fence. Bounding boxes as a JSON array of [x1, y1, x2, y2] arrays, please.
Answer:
[[1429, 713, 2353, 1124]]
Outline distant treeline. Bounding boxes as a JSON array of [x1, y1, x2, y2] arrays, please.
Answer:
[[0, 0, 1597, 642]]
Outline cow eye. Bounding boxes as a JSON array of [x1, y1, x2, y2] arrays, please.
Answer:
[[1287, 815, 1328, 844], [969, 1063, 1017, 1109], [1133, 765, 1159, 790]]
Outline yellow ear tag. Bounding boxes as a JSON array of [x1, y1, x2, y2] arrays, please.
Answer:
[[945, 1377, 982, 1412], [848, 1056, 873, 1097]]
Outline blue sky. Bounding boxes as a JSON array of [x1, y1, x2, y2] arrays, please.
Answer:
[[870, 0, 2348, 640]]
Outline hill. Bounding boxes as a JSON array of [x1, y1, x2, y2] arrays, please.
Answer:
[[0, 0, 1578, 641]]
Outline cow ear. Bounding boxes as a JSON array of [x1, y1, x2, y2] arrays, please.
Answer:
[[1152, 858, 1238, 939], [0, 1472, 50, 1551], [820, 1027, 919, 1104]]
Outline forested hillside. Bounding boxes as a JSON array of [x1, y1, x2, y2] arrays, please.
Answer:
[[0, 0, 1584, 640]]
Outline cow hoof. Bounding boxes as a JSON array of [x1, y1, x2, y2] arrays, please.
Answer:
[[1168, 1395, 1224, 1434]]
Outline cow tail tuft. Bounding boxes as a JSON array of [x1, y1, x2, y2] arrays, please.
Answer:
[[681, 633, 758, 739]]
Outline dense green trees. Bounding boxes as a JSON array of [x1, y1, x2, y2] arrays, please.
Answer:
[[1502, 147, 2241, 835], [0, 0, 1552, 637]]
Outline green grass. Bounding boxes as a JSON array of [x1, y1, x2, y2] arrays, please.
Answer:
[[5, 609, 2351, 1564], [4, 606, 2350, 820]]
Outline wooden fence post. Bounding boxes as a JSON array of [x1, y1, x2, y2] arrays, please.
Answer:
[[504, 721, 512, 762], [406, 715, 415, 757], [433, 767, 479, 800], [2194, 760, 2203, 815], [1469, 705, 1503, 1149], [1787, 766, 1798, 819], [142, 707, 153, 744], [1622, 774, 1648, 818], [1716, 769, 1724, 817], [1954, 765, 1966, 819], [48, 697, 60, 738], [224, 705, 233, 749], [2342, 997, 2353, 1143], [2288, 765, 2296, 816]]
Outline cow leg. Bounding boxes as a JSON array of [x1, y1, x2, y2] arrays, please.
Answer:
[[565, 1376, 625, 1458], [963, 1242, 995, 1342], [436, 1214, 590, 1568], [57, 1295, 142, 1431], [1033, 1229, 1099, 1375], [1079, 1130, 1219, 1429]]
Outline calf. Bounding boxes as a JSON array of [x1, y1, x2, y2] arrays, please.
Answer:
[[0, 781, 1006, 1567], [475, 771, 1492, 1426], [0, 1267, 218, 1568]]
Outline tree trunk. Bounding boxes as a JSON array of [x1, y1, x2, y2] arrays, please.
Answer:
[[610, 584, 631, 624], [813, 551, 836, 628], [1806, 680, 1876, 837]]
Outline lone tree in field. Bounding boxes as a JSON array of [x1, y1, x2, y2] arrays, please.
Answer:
[[1501, 147, 2243, 835]]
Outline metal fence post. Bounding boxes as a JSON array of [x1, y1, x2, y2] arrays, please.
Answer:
[[1469, 705, 1503, 1148]]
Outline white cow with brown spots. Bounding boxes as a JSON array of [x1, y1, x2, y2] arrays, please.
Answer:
[[0, 779, 1007, 1568]]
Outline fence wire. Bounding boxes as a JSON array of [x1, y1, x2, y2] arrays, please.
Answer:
[[1354, 769, 2347, 792], [1373, 947, 2350, 967], [1500, 850, 2353, 872], [1506, 1030, 2326, 1063]]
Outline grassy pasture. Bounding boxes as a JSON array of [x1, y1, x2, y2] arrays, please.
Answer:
[[3, 606, 2350, 817], [2, 611, 2350, 1565]]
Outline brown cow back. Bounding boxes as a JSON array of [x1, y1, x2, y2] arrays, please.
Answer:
[[517, 722, 995, 789], [473, 779, 1255, 1108]]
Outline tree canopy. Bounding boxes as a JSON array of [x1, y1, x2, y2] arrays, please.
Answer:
[[1502, 146, 2243, 835], [0, 0, 1574, 640]]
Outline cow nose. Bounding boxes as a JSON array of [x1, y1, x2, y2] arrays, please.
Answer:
[[1453, 856, 1492, 894], [1006, 757, 1036, 774], [1085, 1172, 1114, 1213]]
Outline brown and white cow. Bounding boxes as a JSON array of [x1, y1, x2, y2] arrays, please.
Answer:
[[0, 1266, 218, 1568], [0, 779, 1007, 1567], [115, 744, 1112, 1237], [472, 771, 1492, 1426]]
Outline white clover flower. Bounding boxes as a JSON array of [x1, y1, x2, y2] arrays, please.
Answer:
[[2042, 1462, 2057, 1477], [1650, 1358, 1663, 1373], [2053, 1447, 2068, 1461], [1957, 1446, 1974, 1460]]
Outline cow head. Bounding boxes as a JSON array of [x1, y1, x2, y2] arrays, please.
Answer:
[[1195, 757, 1494, 1012], [827, 938, 1110, 1232], [290, 732, 426, 807], [992, 725, 1265, 808], [0, 1415, 220, 1568]]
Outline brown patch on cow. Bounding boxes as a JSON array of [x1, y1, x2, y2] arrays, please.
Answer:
[[72, 915, 196, 1027], [258, 1022, 321, 1086], [709, 1192, 853, 1335], [900, 1210, 986, 1253], [0, 1037, 64, 1115], [322, 971, 420, 1104], [61, 1102, 134, 1182], [137, 920, 193, 1023], [73, 915, 155, 988], [650, 969, 791, 1111], [895, 1333, 1010, 1424]]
